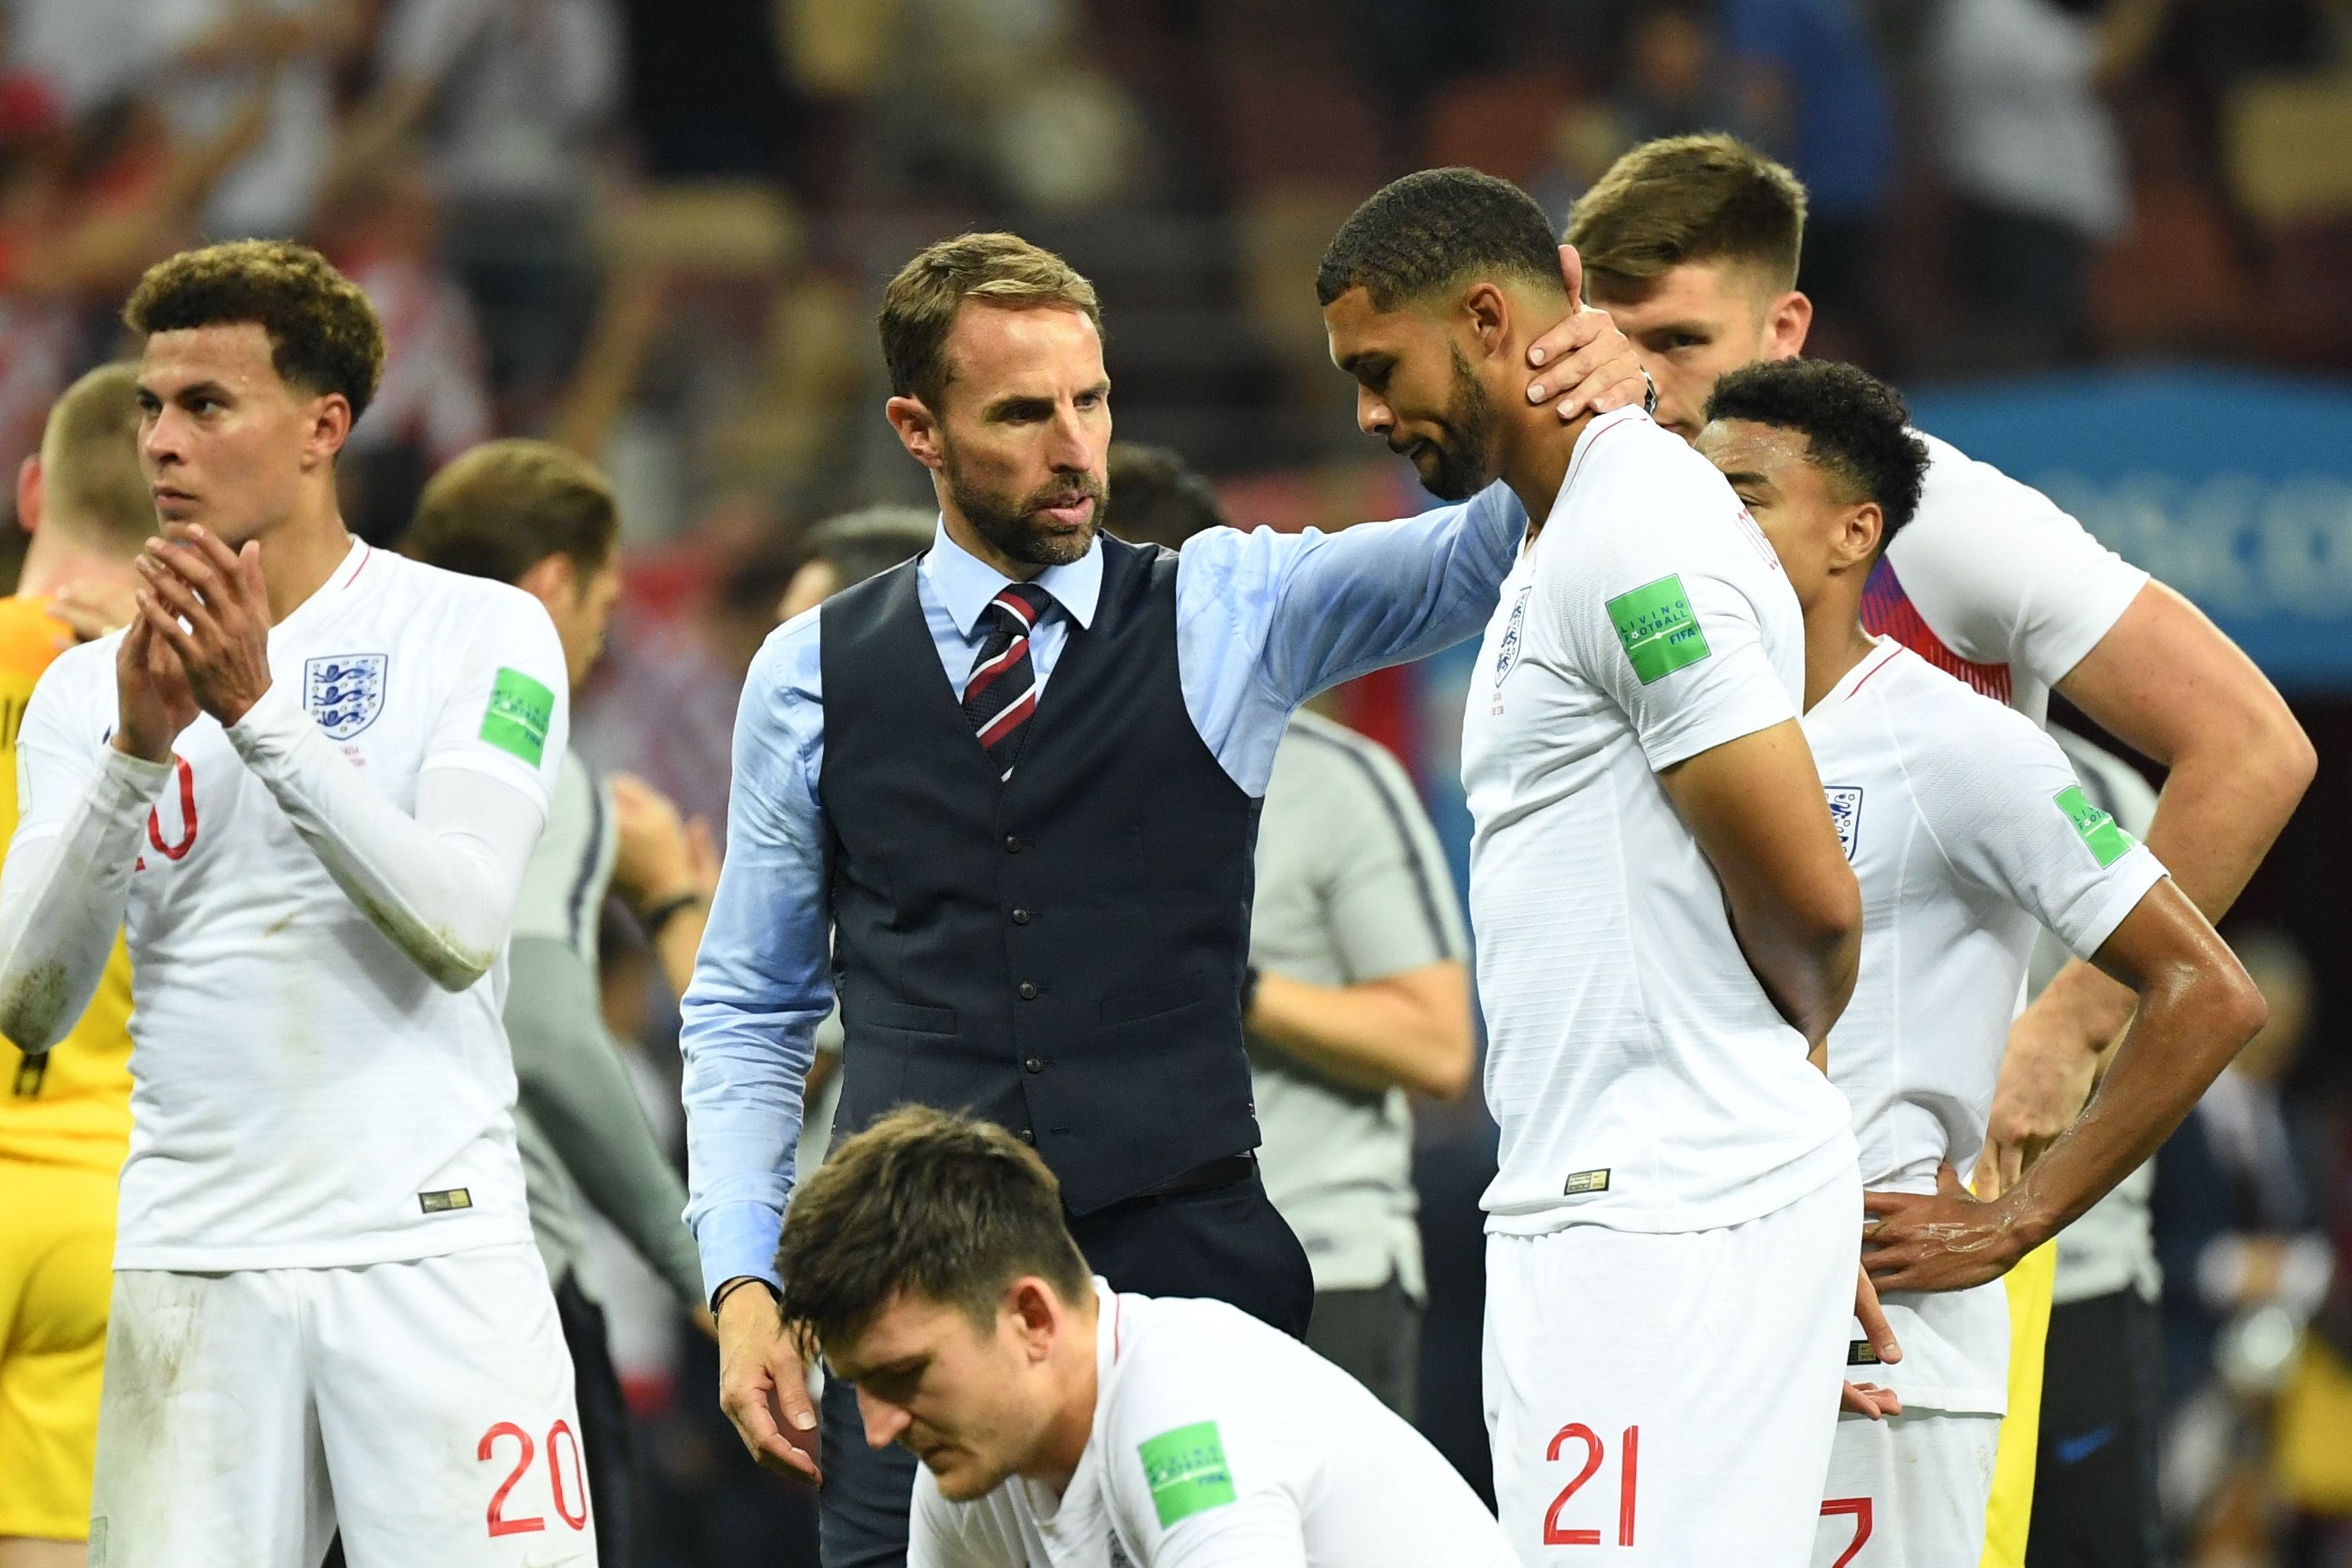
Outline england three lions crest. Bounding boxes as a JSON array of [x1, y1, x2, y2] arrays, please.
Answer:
[[306, 654, 387, 740], [1824, 786, 1863, 861]]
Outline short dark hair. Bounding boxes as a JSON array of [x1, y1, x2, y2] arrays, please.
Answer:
[[879, 233, 1103, 411], [403, 440, 620, 584], [801, 504, 937, 592], [1316, 167, 1566, 311], [124, 241, 387, 424], [1103, 443, 1227, 551], [776, 1106, 1092, 1357], [1566, 134, 1808, 301], [1704, 359, 1929, 546]]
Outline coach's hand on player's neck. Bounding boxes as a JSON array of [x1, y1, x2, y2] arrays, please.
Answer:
[[136, 319, 359, 626], [1323, 264, 1593, 537]]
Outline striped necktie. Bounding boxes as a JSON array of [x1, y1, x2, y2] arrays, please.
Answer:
[[962, 582, 1055, 780]]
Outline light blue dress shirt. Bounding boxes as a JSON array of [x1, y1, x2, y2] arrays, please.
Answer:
[[679, 483, 1528, 1296]]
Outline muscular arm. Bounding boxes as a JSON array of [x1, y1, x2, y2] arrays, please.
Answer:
[[1867, 880, 2267, 1292], [1657, 720, 1861, 1047], [1248, 960, 1472, 1100], [226, 683, 543, 992], [507, 936, 703, 1314], [1988, 585, 2314, 1183]]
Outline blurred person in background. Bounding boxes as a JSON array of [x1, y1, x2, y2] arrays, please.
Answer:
[[341, 0, 626, 421], [771, 504, 940, 1188], [319, 157, 492, 548], [1541, 131, 2312, 1568], [400, 439, 715, 1568], [2023, 731, 2168, 1568], [1926, 0, 2172, 361], [0, 64, 276, 517], [1718, 0, 1894, 362], [1102, 441, 1474, 1421], [0, 364, 151, 1568]]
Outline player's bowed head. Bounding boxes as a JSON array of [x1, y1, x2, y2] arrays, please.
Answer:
[[776, 1106, 1104, 1504], [1316, 167, 1637, 523], [114, 241, 386, 760]]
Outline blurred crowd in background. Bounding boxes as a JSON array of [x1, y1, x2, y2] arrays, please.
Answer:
[[1, 1, 2350, 1564]]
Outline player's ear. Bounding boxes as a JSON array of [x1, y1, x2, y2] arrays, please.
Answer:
[[1460, 281, 1512, 360], [516, 551, 577, 610], [306, 393, 354, 469], [1765, 290, 1813, 360], [16, 455, 40, 534], [1842, 501, 1884, 569], [1005, 1278, 1058, 1358], [886, 395, 946, 473]]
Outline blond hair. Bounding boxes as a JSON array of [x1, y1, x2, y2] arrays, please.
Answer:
[[878, 232, 1103, 410], [1566, 134, 1809, 301], [39, 363, 151, 552]]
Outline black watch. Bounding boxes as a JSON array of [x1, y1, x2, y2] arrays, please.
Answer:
[[1641, 368, 1659, 417]]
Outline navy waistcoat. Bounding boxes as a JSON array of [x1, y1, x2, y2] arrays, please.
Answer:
[[816, 533, 1262, 1213]]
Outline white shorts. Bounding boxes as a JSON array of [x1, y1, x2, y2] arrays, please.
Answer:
[[1484, 1168, 1860, 1566], [89, 1242, 594, 1568], [1813, 1409, 2000, 1568]]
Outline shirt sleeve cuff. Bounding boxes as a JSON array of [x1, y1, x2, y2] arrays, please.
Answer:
[[2062, 847, 2170, 961], [696, 1199, 787, 1305], [222, 678, 309, 764]]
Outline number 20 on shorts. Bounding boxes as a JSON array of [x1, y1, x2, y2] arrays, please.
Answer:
[[480, 1420, 591, 1538], [1544, 1423, 1638, 1547]]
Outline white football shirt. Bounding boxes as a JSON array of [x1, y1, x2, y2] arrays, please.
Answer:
[[908, 1283, 1516, 1568], [14, 542, 567, 1271], [1867, 433, 2149, 723], [1462, 407, 1855, 1235], [1804, 637, 2167, 1411]]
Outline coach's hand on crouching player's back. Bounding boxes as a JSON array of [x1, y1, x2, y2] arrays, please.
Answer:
[[133, 523, 274, 729], [717, 1278, 822, 1483]]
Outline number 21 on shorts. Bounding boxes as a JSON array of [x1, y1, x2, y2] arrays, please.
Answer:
[[1544, 1423, 1638, 1547]]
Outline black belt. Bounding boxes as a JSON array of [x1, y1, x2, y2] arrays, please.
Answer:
[[1137, 1151, 1256, 1200]]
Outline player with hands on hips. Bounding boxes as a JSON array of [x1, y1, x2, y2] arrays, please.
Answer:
[[1693, 358, 2267, 1568]]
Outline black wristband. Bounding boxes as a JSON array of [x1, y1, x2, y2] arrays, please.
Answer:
[[643, 892, 704, 939], [711, 1275, 778, 1315]]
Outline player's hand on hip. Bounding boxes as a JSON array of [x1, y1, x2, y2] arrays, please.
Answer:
[[717, 1280, 822, 1484], [1863, 1161, 2029, 1295], [135, 524, 273, 727], [1841, 1265, 1902, 1419], [112, 610, 200, 763], [1521, 245, 1649, 421], [1972, 986, 2105, 1198]]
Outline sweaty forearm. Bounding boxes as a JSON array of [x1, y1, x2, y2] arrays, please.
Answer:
[[2008, 959, 2264, 1247], [227, 684, 536, 992], [0, 749, 165, 1049], [1249, 970, 1471, 1100]]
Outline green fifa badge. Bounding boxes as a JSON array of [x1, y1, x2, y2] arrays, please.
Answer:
[[1139, 1421, 1237, 1528], [1605, 575, 1712, 685], [2055, 785, 2137, 869], [481, 667, 554, 766]]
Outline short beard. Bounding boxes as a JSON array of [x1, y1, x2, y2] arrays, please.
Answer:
[[1414, 346, 1502, 503], [944, 448, 1106, 569]]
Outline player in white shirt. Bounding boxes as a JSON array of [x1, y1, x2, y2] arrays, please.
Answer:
[[1693, 357, 2268, 1567], [774, 1105, 1517, 1568], [1318, 168, 1874, 1566], [1531, 134, 2312, 1562], [0, 242, 592, 1566]]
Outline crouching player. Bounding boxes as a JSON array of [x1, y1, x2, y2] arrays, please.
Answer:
[[777, 1106, 1518, 1568], [1693, 358, 2267, 1566]]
